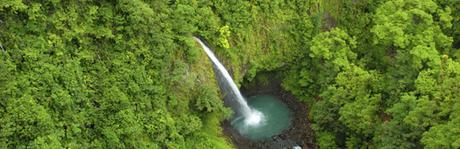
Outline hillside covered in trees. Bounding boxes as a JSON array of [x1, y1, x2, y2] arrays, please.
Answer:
[[1, 0, 459, 148]]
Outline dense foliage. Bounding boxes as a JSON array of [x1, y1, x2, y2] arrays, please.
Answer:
[[0, 0, 234, 148], [1, 0, 459, 148], [0, 0, 311, 148], [283, 0, 460, 148]]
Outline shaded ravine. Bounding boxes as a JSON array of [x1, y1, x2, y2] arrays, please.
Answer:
[[223, 72, 317, 149], [193, 37, 316, 148]]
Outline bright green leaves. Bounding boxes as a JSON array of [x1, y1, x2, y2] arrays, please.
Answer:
[[372, 0, 441, 47], [1, 0, 458, 148], [382, 51, 460, 148], [372, 0, 452, 74], [286, 28, 357, 99], [25, 3, 44, 21], [411, 59, 460, 148], [218, 25, 231, 49], [0, 0, 27, 12], [286, 27, 378, 147], [0, 0, 232, 148], [283, 0, 459, 148], [0, 94, 55, 147], [177, 115, 202, 136], [334, 66, 378, 98], [422, 120, 460, 149], [315, 65, 382, 140], [118, 0, 155, 27], [309, 28, 357, 81], [310, 28, 357, 68], [335, 67, 382, 135], [404, 96, 438, 128], [0, 53, 16, 99], [171, 3, 198, 35], [194, 85, 222, 112], [30, 134, 62, 149], [386, 94, 417, 122], [422, 103, 460, 149], [316, 131, 338, 149], [369, 2, 459, 147], [410, 45, 441, 69]]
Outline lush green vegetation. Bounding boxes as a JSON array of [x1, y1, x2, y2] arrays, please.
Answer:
[[283, 0, 460, 148], [1, 0, 459, 148]]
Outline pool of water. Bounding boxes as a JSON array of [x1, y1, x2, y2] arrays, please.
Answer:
[[231, 95, 292, 140]]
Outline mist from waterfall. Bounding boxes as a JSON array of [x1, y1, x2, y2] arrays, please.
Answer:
[[193, 37, 262, 126]]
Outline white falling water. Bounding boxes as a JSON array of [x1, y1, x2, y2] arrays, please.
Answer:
[[193, 37, 262, 125]]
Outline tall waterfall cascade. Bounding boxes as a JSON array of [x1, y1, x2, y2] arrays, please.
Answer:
[[193, 37, 263, 126]]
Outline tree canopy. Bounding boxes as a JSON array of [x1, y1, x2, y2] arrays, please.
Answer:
[[1, 0, 459, 148]]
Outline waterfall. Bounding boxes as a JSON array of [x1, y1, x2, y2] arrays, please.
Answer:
[[193, 37, 262, 125]]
